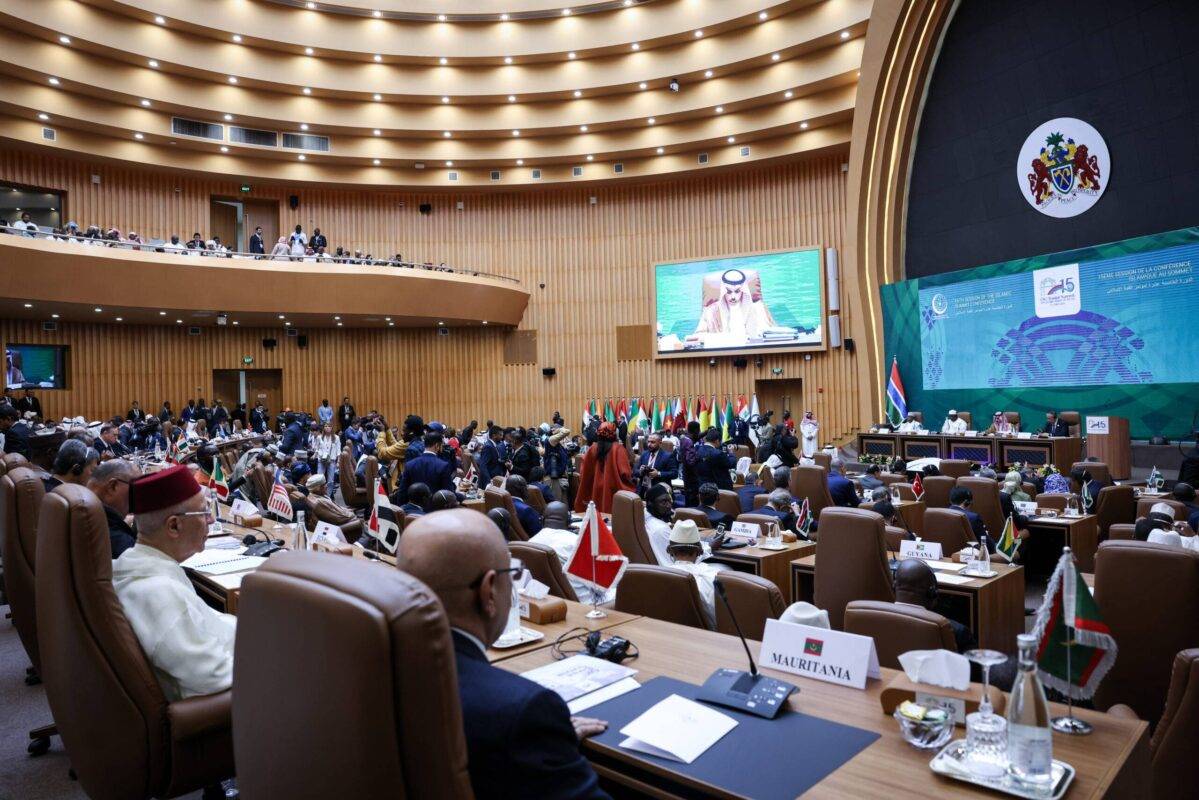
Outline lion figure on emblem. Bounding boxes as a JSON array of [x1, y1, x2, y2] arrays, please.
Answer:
[[1028, 159, 1052, 204], [1072, 144, 1101, 190]]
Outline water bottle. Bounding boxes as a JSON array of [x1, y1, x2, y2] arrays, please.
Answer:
[[294, 510, 308, 550], [208, 492, 223, 536], [1006, 633, 1054, 790]]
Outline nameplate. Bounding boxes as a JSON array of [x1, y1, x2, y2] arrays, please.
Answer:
[[313, 520, 347, 544], [230, 498, 258, 519], [728, 521, 760, 543], [899, 539, 944, 561], [1014, 500, 1037, 516], [1016, 432, 1032, 440], [963, 431, 978, 438], [1086, 416, 1109, 435], [760, 620, 880, 690]]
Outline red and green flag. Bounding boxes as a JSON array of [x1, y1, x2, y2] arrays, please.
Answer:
[[1031, 549, 1117, 700], [650, 398, 664, 432], [210, 457, 230, 501], [886, 356, 908, 426], [583, 399, 597, 429], [604, 399, 616, 423]]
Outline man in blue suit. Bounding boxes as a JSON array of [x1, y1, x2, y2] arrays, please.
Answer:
[[278, 412, 305, 456], [949, 486, 994, 552], [827, 456, 861, 508], [694, 482, 736, 529], [635, 433, 679, 496], [400, 510, 609, 800], [505, 475, 544, 537], [477, 426, 508, 487], [694, 428, 736, 491], [394, 432, 456, 504]]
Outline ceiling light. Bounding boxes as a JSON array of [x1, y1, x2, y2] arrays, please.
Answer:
[[385, 317, 391, 321], [140, 99, 151, 106], [134, 132, 144, 139], [232, 321, 239, 325], [772, 52, 780, 61], [624, 0, 633, 6], [23, 302, 32, 308], [840, 30, 850, 39], [727, 136, 736, 143], [224, 113, 234, 120], [148, 59, 158, 68], [656, 146, 664, 154], [441, 95, 450, 103], [504, 56, 513, 64], [373, 54, 382, 62], [373, 128, 381, 135], [438, 321, 445, 325], [59, 35, 71, 45], [631, 42, 640, 50], [373, 93, 382, 100], [154, 15, 165, 24], [115, 317, 124, 321], [372, 158, 380, 165], [52, 313, 59, 319], [586, 154, 594, 161], [228, 76, 238, 84], [443, 130, 452, 137], [500, 13, 509, 20], [159, 311, 166, 315], [306, 2, 316, 8], [704, 69, 713, 78], [759, 11, 768, 20], [278, 315, 286, 319], [562, 8, 571, 15], [220, 146, 229, 152], [579, 124, 588, 131], [800, 121, 808, 129], [48, 77, 60, 85], [373, 10, 381, 17], [639, 82, 647, 90], [567, 51, 576, 59], [298, 154, 306, 160], [784, 90, 793, 99], [647, 117, 655, 124], [715, 106, 723, 113], [334, 316, 340, 320], [388, 322, 395, 326], [512, 129, 520, 136], [507, 94, 516, 102], [437, 13, 447, 21], [94, 307, 102, 312], [573, 89, 582, 97], [439, 57, 448, 65], [305, 47, 314, 55], [694, 30, 703, 38], [300, 123, 309, 130], [232, 34, 242, 43], [302, 87, 312, 94], [445, 160, 453, 166], [176, 319, 183, 323], [337, 322, 343, 327], [284, 321, 291, 326], [37, 113, 49, 121], [516, 158, 524, 165]]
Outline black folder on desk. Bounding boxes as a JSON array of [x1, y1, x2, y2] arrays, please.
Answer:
[[583, 676, 880, 799]]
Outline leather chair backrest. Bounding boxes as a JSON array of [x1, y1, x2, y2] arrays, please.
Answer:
[[1003, 411, 1021, 428], [2, 466, 45, 671], [362, 456, 379, 495], [510, 541, 579, 602], [490, 476, 505, 487], [614, 564, 708, 629], [957, 411, 973, 428], [610, 490, 656, 564], [35, 485, 183, 799], [1035, 492, 1073, 511], [1107, 523, 1136, 541], [1094, 485, 1136, 538], [1059, 411, 1080, 437], [716, 490, 741, 520], [956, 477, 1003, 545], [938, 459, 971, 478], [812, 452, 832, 471], [1094, 541, 1199, 725], [752, 493, 770, 510], [1148, 649, 1199, 800], [714, 572, 784, 641], [526, 485, 547, 514], [879, 472, 906, 487], [890, 482, 916, 501], [1021, 482, 1038, 499], [883, 525, 908, 553], [732, 445, 752, 461], [921, 508, 975, 555], [1072, 461, 1111, 485], [1137, 498, 1188, 521], [844, 600, 957, 669], [758, 467, 775, 493], [672, 507, 712, 528], [792, 465, 834, 518], [338, 449, 366, 506], [813, 508, 894, 630], [484, 486, 527, 541], [921, 476, 956, 509], [249, 464, 273, 508], [234, 552, 473, 799], [2, 451, 29, 472]]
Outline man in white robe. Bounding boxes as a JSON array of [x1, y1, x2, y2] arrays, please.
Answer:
[[799, 411, 819, 458]]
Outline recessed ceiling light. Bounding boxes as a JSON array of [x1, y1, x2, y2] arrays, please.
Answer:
[[278, 315, 286, 319], [305, 47, 314, 55], [715, 106, 723, 113], [507, 94, 516, 102], [771, 52, 780, 61], [438, 321, 445, 325], [148, 59, 158, 67], [298, 154, 306, 160], [154, 15, 165, 23], [504, 56, 513, 64], [704, 69, 713, 78], [220, 146, 229, 152], [373, 93, 382, 100], [48, 77, 60, 85], [285, 321, 291, 326], [759, 11, 768, 20], [727, 136, 736, 143], [232, 34, 242, 43], [516, 158, 524, 165], [23, 302, 32, 308], [441, 95, 450, 103], [573, 89, 582, 98], [500, 13, 509, 20], [639, 82, 647, 90], [306, 2, 316, 8], [140, 99, 151, 106], [159, 310, 166, 315], [115, 317, 124, 321], [228, 76, 238, 83], [445, 160, 453, 166], [372, 158, 380, 165], [334, 316, 340, 320], [302, 87, 312, 94], [630, 42, 640, 50], [232, 320, 239, 325], [562, 8, 571, 15], [59, 35, 71, 45], [51, 313, 59, 319], [373, 54, 382, 62], [300, 123, 309, 130], [840, 30, 850, 39], [567, 51, 576, 59], [579, 124, 588, 131], [656, 146, 664, 154], [373, 10, 381, 17], [37, 113, 49, 121], [784, 90, 793, 99], [385, 317, 391, 321], [512, 129, 520, 136], [439, 57, 448, 65], [586, 154, 594, 161], [694, 30, 703, 38], [224, 113, 234, 120], [373, 128, 381, 135], [437, 13, 447, 21], [800, 121, 808, 129], [176, 319, 183, 323], [134, 132, 144, 139], [337, 322, 343, 327], [94, 307, 102, 312], [647, 117, 655, 124], [443, 130, 452, 137]]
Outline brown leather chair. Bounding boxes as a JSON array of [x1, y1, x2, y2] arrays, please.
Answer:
[[510, 541, 579, 602], [526, 484, 548, 514], [483, 486, 528, 540], [812, 452, 832, 471], [610, 490, 656, 564], [751, 493, 770, 510], [938, 459, 971, 478], [1003, 411, 1021, 429], [232, 551, 473, 799], [957, 477, 1004, 543], [1094, 541, 1199, 725], [2, 467, 45, 677], [757, 466, 775, 493], [716, 490, 742, 520], [36, 485, 235, 799], [1021, 482, 1038, 499], [844, 600, 957, 669], [1107, 523, 1136, 541], [732, 445, 752, 461], [338, 449, 370, 510], [1071, 461, 1111, 486], [248, 463, 274, 510], [1035, 492, 1073, 511], [883, 525, 908, 553], [921, 475, 956, 508], [1137, 497, 1188, 521], [714, 572, 785, 641], [614, 564, 709, 629], [672, 507, 712, 528], [792, 465, 835, 520], [1108, 649, 1199, 800], [813, 508, 894, 630], [2, 451, 29, 473], [1093, 485, 1136, 539], [956, 411, 973, 428], [879, 472, 906, 487], [1059, 411, 1081, 437], [304, 494, 365, 543], [921, 508, 976, 556], [908, 412, 924, 424]]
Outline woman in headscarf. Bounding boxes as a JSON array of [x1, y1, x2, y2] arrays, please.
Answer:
[[1002, 470, 1031, 502], [573, 421, 635, 514], [270, 237, 290, 261]]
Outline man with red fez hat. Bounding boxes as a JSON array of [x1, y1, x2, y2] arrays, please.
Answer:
[[111, 464, 236, 701]]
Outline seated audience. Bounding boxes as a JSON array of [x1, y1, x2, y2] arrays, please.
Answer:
[[643, 483, 676, 565], [662, 520, 729, 629], [96, 423, 131, 459], [528, 465, 554, 505], [509, 430, 542, 481], [112, 465, 236, 700], [756, 489, 803, 536], [486, 507, 514, 541], [505, 475, 544, 536], [940, 409, 967, 435], [1171, 483, 1199, 533], [984, 411, 1016, 435], [827, 456, 860, 507], [858, 464, 884, 491], [948, 485, 993, 551], [528, 502, 607, 603], [1135, 504, 1178, 542], [1069, 467, 1103, 513], [1042, 411, 1070, 437], [430, 489, 459, 510], [399, 510, 609, 800], [44, 440, 100, 492], [0, 405, 31, 457], [1002, 470, 1031, 502], [695, 481, 736, 529], [87, 458, 138, 558], [398, 482, 430, 518]]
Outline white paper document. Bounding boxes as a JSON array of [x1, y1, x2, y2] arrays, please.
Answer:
[[933, 572, 976, 585], [181, 549, 267, 576], [619, 694, 737, 764], [568, 677, 641, 713], [520, 655, 636, 704]]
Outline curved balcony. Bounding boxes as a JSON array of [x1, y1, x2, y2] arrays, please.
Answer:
[[0, 233, 529, 328]]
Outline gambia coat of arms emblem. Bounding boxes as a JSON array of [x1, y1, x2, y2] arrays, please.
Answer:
[[1016, 118, 1109, 218]]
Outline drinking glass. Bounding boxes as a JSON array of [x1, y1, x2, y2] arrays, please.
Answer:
[[1066, 495, 1080, 517], [963, 649, 1010, 778]]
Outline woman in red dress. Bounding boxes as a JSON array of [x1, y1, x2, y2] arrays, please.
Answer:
[[573, 422, 636, 514]]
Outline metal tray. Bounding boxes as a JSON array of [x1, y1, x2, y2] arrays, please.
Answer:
[[929, 739, 1074, 799]]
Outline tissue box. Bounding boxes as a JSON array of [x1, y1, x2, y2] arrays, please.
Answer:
[[312, 540, 353, 557], [519, 596, 567, 624], [234, 514, 265, 529], [880, 674, 1006, 725]]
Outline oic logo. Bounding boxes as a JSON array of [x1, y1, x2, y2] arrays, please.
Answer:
[[930, 293, 948, 316], [1017, 118, 1109, 218]]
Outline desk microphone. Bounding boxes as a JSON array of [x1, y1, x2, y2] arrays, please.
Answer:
[[694, 579, 797, 720], [241, 527, 284, 557]]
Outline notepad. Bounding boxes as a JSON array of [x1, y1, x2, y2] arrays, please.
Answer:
[[619, 694, 737, 764], [569, 677, 641, 713], [521, 655, 636, 704], [181, 549, 266, 576], [933, 572, 976, 585], [925, 560, 967, 572]]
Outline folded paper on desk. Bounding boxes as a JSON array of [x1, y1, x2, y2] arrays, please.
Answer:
[[933, 572, 976, 586], [521, 654, 636, 704], [620, 694, 737, 764], [569, 676, 640, 714], [898, 649, 970, 691], [181, 549, 267, 576]]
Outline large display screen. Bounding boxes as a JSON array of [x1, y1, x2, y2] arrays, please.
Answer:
[[919, 242, 1199, 390], [6, 344, 68, 389], [654, 248, 824, 358]]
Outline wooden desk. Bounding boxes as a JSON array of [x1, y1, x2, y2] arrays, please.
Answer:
[[1026, 514, 1100, 572], [790, 556, 1026, 654], [856, 433, 1081, 469], [498, 616, 1148, 799], [708, 540, 816, 603], [486, 602, 640, 663]]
